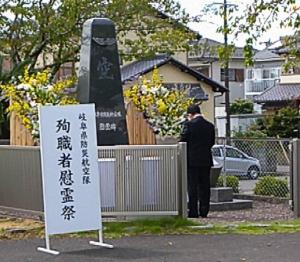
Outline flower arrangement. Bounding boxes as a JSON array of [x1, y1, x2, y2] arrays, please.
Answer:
[[124, 68, 194, 137], [0, 69, 78, 142]]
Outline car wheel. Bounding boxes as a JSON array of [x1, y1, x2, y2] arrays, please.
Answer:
[[247, 166, 260, 180]]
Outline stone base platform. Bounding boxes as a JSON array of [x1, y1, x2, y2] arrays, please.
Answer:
[[210, 199, 253, 212], [209, 187, 253, 211]]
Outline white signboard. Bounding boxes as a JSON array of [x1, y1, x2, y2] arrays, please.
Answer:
[[39, 104, 101, 235]]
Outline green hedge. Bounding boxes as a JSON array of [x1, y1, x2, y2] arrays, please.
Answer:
[[254, 176, 289, 198], [216, 175, 239, 193]]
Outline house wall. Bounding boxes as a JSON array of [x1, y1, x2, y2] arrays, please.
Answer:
[[280, 74, 300, 84], [173, 51, 188, 64], [188, 58, 245, 114], [212, 60, 245, 109]]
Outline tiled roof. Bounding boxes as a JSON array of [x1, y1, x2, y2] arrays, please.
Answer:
[[121, 56, 167, 83], [275, 46, 300, 54], [189, 38, 246, 59], [254, 83, 300, 103], [121, 55, 227, 93], [253, 49, 282, 61]]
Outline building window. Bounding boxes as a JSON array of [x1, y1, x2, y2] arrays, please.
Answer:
[[220, 68, 244, 82], [246, 68, 281, 80]]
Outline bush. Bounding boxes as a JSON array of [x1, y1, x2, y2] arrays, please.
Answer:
[[254, 176, 289, 198], [230, 99, 254, 115], [216, 175, 239, 193], [250, 107, 298, 138]]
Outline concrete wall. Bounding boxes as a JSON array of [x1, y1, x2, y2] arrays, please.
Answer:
[[216, 114, 264, 137]]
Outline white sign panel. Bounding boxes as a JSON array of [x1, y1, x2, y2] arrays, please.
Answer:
[[39, 104, 101, 235]]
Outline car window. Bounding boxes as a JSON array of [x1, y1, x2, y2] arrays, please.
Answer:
[[212, 147, 221, 157], [225, 148, 243, 158]]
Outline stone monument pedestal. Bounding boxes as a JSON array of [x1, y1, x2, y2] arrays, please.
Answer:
[[211, 187, 233, 203], [210, 187, 253, 211]]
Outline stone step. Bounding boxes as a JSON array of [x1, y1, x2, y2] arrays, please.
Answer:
[[210, 199, 253, 212], [210, 187, 233, 203]]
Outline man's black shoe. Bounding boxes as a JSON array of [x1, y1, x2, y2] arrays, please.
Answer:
[[188, 214, 199, 218]]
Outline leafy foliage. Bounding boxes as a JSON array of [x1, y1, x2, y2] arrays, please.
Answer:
[[194, 2, 246, 67], [216, 175, 239, 193], [233, 107, 299, 138], [124, 68, 194, 137], [198, 1, 300, 68], [0, 0, 195, 83], [254, 176, 289, 198], [231, 1, 300, 67], [230, 99, 254, 115], [254, 107, 299, 138], [232, 129, 267, 139], [0, 69, 77, 142]]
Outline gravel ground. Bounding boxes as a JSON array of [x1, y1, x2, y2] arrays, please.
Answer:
[[0, 201, 295, 223], [199, 201, 294, 223]]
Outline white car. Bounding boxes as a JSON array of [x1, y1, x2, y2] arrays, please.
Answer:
[[212, 145, 261, 179]]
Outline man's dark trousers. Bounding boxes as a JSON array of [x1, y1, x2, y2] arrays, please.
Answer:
[[188, 166, 211, 218]]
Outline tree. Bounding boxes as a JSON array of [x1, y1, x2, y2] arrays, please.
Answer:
[[194, 1, 240, 139], [197, 1, 300, 67], [230, 99, 254, 115], [249, 107, 298, 138], [0, 0, 195, 83], [231, 0, 300, 67]]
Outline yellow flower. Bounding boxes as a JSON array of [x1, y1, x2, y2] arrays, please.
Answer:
[[0, 68, 78, 142], [157, 99, 167, 114], [123, 68, 194, 136]]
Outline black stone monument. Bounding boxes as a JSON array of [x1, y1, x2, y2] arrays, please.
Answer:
[[77, 18, 128, 145]]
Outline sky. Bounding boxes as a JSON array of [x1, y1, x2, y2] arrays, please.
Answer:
[[177, 0, 298, 49]]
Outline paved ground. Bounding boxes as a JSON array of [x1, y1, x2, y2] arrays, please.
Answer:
[[1, 233, 300, 262]]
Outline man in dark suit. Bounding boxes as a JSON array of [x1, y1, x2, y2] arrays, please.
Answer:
[[180, 104, 215, 218]]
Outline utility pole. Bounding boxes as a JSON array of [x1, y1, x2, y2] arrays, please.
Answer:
[[210, 0, 232, 142], [223, 0, 231, 143]]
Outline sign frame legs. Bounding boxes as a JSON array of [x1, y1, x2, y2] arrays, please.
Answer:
[[37, 229, 113, 255], [37, 232, 59, 255], [89, 229, 114, 248]]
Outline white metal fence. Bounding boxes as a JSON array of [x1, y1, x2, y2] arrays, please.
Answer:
[[98, 144, 187, 216], [0, 144, 187, 217]]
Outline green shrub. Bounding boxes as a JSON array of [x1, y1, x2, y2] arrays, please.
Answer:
[[230, 99, 254, 115], [254, 176, 289, 198], [216, 175, 239, 193]]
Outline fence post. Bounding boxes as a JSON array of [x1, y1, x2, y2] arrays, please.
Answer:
[[178, 142, 187, 218], [292, 139, 300, 217], [115, 148, 126, 213], [223, 138, 227, 187]]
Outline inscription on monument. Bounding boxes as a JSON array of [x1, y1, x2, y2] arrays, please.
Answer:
[[77, 18, 128, 145]]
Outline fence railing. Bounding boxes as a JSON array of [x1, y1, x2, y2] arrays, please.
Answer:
[[0, 144, 187, 217], [245, 79, 277, 94], [215, 138, 291, 198]]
